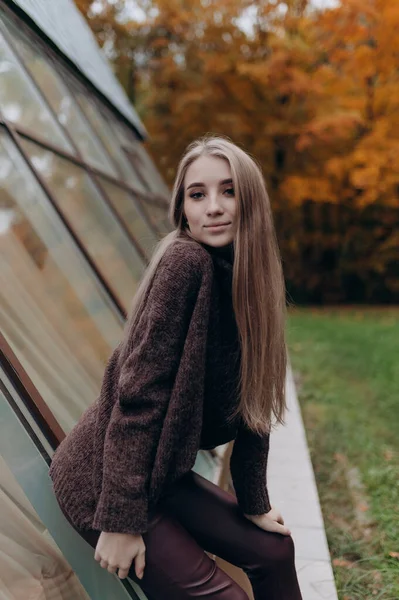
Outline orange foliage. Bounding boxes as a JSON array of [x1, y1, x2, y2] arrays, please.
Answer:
[[75, 0, 399, 302]]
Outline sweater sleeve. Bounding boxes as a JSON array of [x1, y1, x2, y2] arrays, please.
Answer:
[[92, 245, 203, 535], [230, 422, 272, 515]]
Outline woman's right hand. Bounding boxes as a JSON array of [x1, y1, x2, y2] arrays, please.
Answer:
[[94, 531, 146, 580]]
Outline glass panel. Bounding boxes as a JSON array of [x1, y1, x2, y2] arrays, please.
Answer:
[[103, 111, 170, 197], [98, 178, 159, 259], [75, 93, 147, 190], [0, 454, 91, 600], [20, 138, 146, 311], [130, 144, 171, 198], [2, 18, 118, 177], [0, 379, 142, 599], [138, 197, 172, 236], [112, 116, 138, 148], [0, 129, 123, 432], [125, 150, 153, 193], [0, 30, 72, 152]]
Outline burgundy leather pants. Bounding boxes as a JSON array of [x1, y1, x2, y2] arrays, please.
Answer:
[[72, 471, 303, 600]]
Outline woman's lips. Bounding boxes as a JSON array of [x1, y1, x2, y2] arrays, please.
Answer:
[[205, 222, 231, 230]]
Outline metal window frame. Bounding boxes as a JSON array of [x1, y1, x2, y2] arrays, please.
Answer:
[[0, 18, 158, 261], [0, 119, 130, 317], [67, 76, 170, 207], [0, 1, 143, 136], [0, 2, 164, 451], [0, 331, 66, 449], [0, 0, 170, 201], [0, 0, 169, 450], [1, 120, 131, 451]]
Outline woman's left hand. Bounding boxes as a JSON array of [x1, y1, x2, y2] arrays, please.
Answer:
[[244, 507, 291, 536]]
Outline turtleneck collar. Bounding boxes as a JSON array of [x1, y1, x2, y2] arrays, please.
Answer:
[[200, 241, 235, 266]]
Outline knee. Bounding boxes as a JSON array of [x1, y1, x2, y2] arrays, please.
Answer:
[[250, 533, 296, 573], [272, 534, 296, 566]]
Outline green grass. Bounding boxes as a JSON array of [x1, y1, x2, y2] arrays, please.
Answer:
[[287, 307, 399, 600]]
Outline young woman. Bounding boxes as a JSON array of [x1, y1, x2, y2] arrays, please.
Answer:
[[49, 135, 303, 599]]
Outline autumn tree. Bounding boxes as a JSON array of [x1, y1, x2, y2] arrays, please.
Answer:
[[283, 0, 399, 300], [75, 0, 398, 302]]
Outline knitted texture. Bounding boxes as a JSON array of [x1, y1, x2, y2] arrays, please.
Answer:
[[49, 240, 271, 535]]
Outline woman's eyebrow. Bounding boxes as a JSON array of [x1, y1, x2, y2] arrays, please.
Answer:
[[186, 178, 233, 190]]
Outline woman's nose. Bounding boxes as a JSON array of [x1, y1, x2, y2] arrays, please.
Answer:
[[206, 195, 223, 215]]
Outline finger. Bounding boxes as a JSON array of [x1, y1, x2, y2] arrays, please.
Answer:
[[135, 550, 146, 580], [107, 564, 118, 574], [277, 524, 291, 536], [266, 520, 291, 536], [100, 559, 109, 569], [117, 565, 130, 580], [94, 551, 101, 562]]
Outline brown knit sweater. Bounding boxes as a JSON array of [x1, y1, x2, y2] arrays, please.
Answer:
[[49, 239, 271, 535]]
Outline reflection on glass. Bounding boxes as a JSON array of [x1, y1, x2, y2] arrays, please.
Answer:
[[0, 380, 142, 599], [0, 455, 90, 600], [104, 112, 170, 197], [131, 143, 171, 198], [98, 178, 159, 259], [76, 93, 146, 190], [111, 116, 138, 148], [2, 21, 118, 177], [20, 138, 146, 311], [139, 198, 172, 236], [0, 129, 123, 432], [0, 31, 72, 152]]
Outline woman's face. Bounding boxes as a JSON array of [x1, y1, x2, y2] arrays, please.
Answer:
[[183, 155, 237, 247]]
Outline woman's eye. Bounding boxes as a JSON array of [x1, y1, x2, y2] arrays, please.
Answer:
[[189, 189, 234, 199]]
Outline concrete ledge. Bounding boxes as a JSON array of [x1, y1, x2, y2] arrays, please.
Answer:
[[268, 366, 338, 600]]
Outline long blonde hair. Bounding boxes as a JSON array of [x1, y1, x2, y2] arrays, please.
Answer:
[[121, 134, 287, 434]]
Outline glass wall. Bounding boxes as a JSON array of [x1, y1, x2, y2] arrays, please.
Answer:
[[0, 10, 170, 229], [0, 370, 143, 600], [0, 5, 168, 598], [0, 3, 220, 599], [8, 24, 118, 176], [0, 128, 124, 432], [0, 0, 176, 432], [0, 29, 74, 152], [20, 138, 146, 309]]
